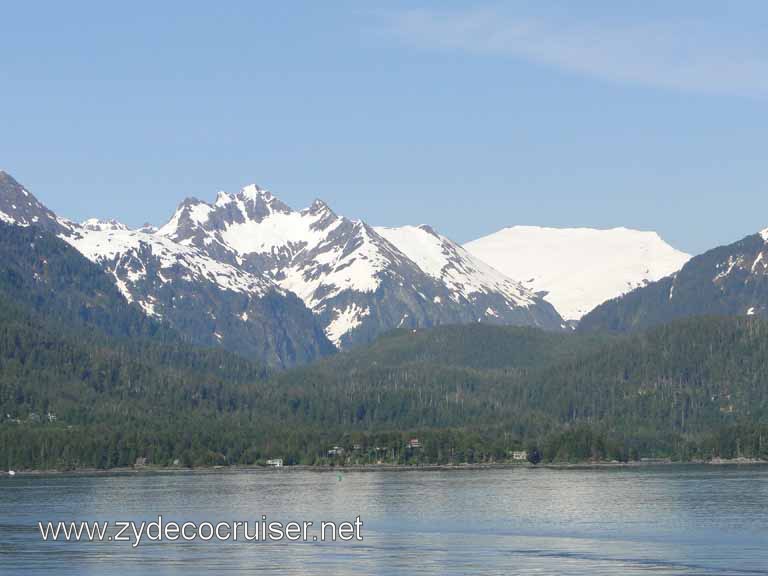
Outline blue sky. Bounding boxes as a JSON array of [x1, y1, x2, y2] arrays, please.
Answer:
[[1, 1, 766, 254]]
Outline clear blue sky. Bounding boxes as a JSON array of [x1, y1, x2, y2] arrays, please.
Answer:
[[1, 1, 766, 254]]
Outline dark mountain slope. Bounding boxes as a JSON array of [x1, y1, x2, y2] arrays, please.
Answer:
[[0, 222, 173, 340], [579, 231, 768, 332]]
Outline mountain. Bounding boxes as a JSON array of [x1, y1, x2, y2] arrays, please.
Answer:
[[0, 171, 564, 359], [464, 226, 690, 322], [149, 185, 564, 347], [579, 229, 768, 333], [0, 171, 69, 234], [0, 221, 172, 341], [0, 171, 334, 368]]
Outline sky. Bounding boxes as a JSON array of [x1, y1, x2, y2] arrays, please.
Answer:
[[1, 1, 767, 255]]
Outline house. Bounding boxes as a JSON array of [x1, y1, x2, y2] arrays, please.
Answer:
[[266, 458, 283, 468], [135, 457, 148, 467], [328, 446, 345, 457], [408, 438, 422, 449], [511, 450, 528, 461]]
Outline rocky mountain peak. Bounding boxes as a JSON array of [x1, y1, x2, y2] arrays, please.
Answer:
[[304, 198, 333, 216], [0, 171, 68, 233], [237, 184, 292, 215]]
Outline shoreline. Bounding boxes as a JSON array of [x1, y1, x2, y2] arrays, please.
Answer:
[[3, 457, 766, 477]]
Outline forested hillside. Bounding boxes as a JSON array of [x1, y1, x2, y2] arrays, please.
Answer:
[[3, 310, 768, 468], [0, 223, 173, 340]]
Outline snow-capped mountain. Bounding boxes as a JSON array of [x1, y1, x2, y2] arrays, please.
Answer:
[[155, 186, 564, 347], [579, 227, 768, 333], [0, 171, 564, 362], [0, 171, 334, 368], [464, 226, 691, 322], [375, 224, 547, 319]]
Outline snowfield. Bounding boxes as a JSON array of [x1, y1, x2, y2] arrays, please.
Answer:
[[465, 225, 691, 321]]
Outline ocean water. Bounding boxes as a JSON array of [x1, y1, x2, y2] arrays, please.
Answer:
[[1, 465, 766, 575]]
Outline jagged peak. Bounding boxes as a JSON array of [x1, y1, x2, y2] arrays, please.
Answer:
[[240, 184, 272, 201], [236, 183, 294, 216], [303, 198, 335, 217], [761, 227, 768, 242]]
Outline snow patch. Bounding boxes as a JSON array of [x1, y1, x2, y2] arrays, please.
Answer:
[[189, 203, 213, 225], [222, 209, 336, 255], [714, 255, 742, 282], [138, 297, 160, 318], [325, 303, 370, 346]]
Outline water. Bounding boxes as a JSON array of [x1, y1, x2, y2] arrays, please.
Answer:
[[1, 465, 766, 575]]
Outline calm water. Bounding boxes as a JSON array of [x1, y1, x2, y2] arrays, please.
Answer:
[[1, 465, 766, 575]]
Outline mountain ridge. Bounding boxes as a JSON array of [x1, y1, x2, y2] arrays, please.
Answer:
[[138, 181, 566, 346], [0, 171, 564, 361]]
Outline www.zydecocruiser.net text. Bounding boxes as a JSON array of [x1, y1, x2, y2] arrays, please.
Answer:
[[38, 516, 364, 547]]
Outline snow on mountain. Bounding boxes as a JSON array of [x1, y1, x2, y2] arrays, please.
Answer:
[[154, 185, 565, 346], [1, 170, 564, 354], [464, 226, 691, 321], [375, 224, 536, 309], [65, 226, 273, 301], [0, 172, 334, 367]]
